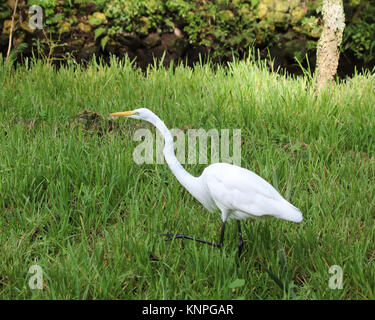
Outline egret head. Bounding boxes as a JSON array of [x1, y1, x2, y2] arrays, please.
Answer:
[[110, 108, 155, 121]]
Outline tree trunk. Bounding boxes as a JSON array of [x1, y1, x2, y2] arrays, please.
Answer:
[[315, 0, 345, 92]]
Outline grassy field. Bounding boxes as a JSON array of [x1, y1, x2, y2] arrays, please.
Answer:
[[0, 55, 374, 299]]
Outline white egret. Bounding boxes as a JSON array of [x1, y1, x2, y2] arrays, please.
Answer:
[[110, 108, 302, 256]]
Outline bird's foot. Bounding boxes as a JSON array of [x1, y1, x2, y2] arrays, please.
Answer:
[[160, 233, 187, 249], [160, 233, 220, 248], [161, 233, 192, 241]]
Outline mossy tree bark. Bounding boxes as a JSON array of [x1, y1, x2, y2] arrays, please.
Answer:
[[315, 0, 345, 92]]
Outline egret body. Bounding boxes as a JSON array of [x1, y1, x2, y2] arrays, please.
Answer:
[[110, 108, 302, 256]]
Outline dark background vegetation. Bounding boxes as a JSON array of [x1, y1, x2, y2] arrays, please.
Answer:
[[1, 0, 375, 75]]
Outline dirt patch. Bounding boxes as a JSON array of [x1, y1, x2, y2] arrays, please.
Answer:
[[69, 109, 154, 137]]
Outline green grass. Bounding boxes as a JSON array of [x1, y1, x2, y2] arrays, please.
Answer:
[[0, 55, 374, 299]]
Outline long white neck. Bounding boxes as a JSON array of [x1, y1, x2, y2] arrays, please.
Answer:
[[146, 114, 204, 201]]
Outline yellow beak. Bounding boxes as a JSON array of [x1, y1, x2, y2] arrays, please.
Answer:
[[109, 110, 135, 117]]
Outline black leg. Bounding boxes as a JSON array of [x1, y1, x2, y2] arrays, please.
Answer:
[[162, 221, 226, 248], [237, 220, 244, 257]]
